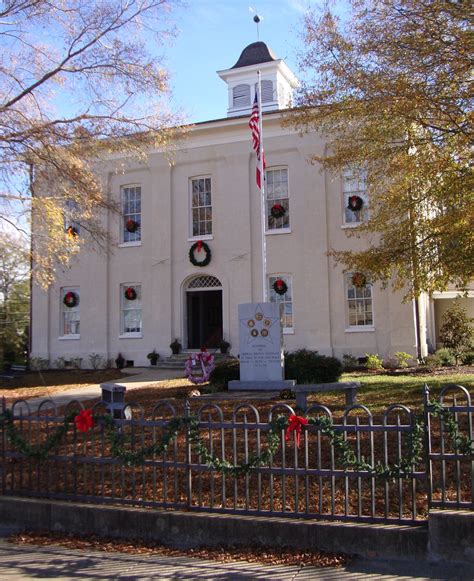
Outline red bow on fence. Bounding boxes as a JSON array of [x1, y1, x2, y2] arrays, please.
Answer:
[[74, 409, 94, 433], [285, 414, 308, 448]]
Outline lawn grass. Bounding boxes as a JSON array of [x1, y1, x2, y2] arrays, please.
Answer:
[[340, 369, 474, 413]]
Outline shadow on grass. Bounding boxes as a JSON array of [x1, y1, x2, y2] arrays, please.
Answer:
[[0, 369, 124, 390]]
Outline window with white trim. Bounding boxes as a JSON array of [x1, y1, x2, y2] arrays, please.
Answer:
[[266, 168, 289, 231], [64, 199, 80, 236], [346, 274, 373, 327], [342, 168, 368, 224], [61, 287, 80, 336], [122, 185, 141, 243], [191, 177, 212, 237], [121, 284, 142, 335], [269, 275, 293, 330]]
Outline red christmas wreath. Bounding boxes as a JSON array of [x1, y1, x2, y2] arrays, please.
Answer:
[[124, 286, 137, 300], [125, 219, 139, 233], [351, 272, 367, 288], [63, 291, 79, 308], [273, 278, 288, 296], [347, 195, 364, 212], [67, 225, 78, 238], [189, 241, 211, 267], [270, 203, 286, 219]]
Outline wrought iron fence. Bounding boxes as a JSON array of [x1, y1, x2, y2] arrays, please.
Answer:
[[1, 384, 472, 525], [425, 384, 474, 510]]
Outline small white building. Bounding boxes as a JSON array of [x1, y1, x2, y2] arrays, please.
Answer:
[[30, 42, 473, 368]]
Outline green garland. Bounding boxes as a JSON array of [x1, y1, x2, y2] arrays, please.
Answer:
[[1, 404, 472, 478], [429, 400, 474, 455], [1, 410, 76, 461]]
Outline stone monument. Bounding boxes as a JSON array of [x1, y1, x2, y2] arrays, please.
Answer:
[[229, 302, 296, 391]]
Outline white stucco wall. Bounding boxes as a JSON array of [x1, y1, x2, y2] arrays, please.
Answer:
[[31, 113, 419, 367]]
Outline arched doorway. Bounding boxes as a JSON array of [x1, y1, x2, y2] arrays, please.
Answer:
[[185, 275, 223, 349]]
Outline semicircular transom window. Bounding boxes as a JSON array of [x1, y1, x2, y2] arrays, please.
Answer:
[[187, 275, 222, 290]]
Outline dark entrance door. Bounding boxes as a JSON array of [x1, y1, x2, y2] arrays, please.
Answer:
[[187, 290, 223, 349]]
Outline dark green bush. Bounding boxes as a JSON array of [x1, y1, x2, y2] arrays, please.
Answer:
[[209, 358, 240, 390], [434, 348, 456, 367], [461, 351, 474, 365], [284, 349, 343, 384]]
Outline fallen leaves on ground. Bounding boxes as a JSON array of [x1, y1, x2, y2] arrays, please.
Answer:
[[9, 531, 351, 568], [0, 369, 125, 402]]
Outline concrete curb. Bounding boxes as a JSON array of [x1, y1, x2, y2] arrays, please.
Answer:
[[0, 497, 428, 561]]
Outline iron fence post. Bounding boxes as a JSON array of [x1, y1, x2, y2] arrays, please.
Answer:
[[184, 400, 192, 508], [0, 397, 5, 495], [423, 384, 433, 511]]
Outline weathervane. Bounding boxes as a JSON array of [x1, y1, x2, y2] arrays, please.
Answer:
[[249, 7, 263, 40]]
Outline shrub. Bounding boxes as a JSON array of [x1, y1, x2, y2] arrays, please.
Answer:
[[284, 349, 343, 384], [382, 357, 398, 370], [423, 354, 440, 371], [209, 359, 240, 390], [29, 357, 49, 370], [342, 353, 358, 370], [461, 351, 474, 365], [439, 302, 474, 365], [365, 353, 383, 371], [394, 351, 413, 369], [54, 357, 67, 370], [434, 348, 456, 367], [71, 357, 83, 370], [89, 353, 106, 370]]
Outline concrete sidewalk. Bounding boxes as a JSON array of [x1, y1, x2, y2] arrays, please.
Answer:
[[0, 539, 470, 580], [8, 368, 184, 413]]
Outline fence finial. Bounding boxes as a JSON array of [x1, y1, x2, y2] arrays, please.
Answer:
[[423, 383, 430, 404]]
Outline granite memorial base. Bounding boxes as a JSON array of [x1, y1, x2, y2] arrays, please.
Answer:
[[229, 379, 296, 391]]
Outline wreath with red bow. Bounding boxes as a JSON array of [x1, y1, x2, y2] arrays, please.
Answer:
[[63, 291, 79, 308], [270, 203, 286, 219], [273, 278, 288, 296], [125, 219, 139, 233], [347, 195, 364, 212], [66, 225, 78, 238], [351, 272, 367, 288], [124, 287, 137, 301], [189, 241, 211, 267]]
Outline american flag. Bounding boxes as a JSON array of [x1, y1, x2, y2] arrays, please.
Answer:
[[249, 91, 266, 188]]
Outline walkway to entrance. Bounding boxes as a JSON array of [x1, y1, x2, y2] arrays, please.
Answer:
[[185, 275, 223, 349]]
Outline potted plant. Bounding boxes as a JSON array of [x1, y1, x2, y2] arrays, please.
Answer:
[[147, 349, 160, 366], [218, 339, 231, 354], [115, 353, 125, 369], [170, 339, 182, 355]]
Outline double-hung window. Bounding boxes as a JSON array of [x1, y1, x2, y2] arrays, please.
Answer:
[[122, 185, 141, 243], [266, 167, 290, 231], [342, 168, 368, 225], [121, 284, 142, 335], [60, 287, 80, 337], [268, 275, 293, 331], [191, 177, 212, 237], [346, 274, 373, 328]]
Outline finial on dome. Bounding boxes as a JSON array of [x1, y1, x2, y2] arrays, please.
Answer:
[[249, 7, 263, 40]]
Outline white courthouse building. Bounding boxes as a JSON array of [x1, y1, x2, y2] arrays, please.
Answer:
[[30, 42, 473, 367]]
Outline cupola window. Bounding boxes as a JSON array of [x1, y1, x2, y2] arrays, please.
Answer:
[[261, 80, 273, 102], [232, 84, 250, 108]]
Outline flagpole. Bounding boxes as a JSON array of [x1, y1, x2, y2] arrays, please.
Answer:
[[257, 70, 267, 302]]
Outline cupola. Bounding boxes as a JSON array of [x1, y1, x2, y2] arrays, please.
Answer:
[[217, 41, 299, 118]]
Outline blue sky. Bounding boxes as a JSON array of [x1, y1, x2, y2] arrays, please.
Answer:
[[167, 0, 318, 122]]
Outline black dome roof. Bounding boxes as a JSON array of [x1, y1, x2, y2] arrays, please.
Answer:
[[231, 41, 278, 69]]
